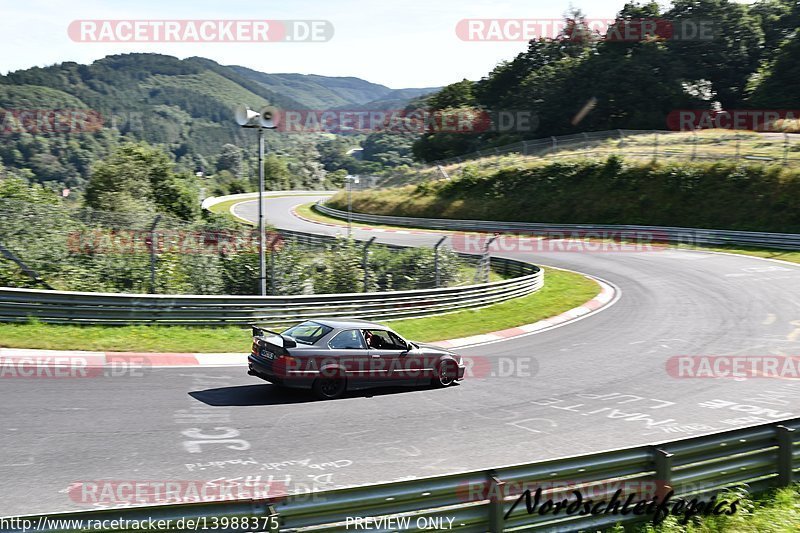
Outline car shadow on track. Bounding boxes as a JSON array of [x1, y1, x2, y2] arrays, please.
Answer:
[[189, 383, 456, 406]]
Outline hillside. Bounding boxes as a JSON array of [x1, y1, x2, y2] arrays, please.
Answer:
[[0, 53, 437, 189], [231, 67, 437, 110]]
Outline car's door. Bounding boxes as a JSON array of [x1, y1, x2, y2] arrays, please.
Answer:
[[365, 329, 418, 385], [326, 329, 372, 387]]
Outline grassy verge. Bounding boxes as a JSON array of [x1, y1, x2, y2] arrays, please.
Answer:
[[0, 269, 597, 352], [207, 197, 257, 225], [607, 485, 799, 532], [389, 267, 597, 342], [208, 194, 318, 224]]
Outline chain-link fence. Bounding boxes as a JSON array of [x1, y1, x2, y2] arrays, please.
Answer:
[[361, 130, 800, 188], [0, 199, 485, 295]]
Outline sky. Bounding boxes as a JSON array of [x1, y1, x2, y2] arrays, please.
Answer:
[[0, 0, 739, 89]]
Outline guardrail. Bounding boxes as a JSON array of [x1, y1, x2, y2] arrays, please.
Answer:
[[315, 204, 800, 251], [3, 418, 797, 532], [0, 230, 541, 326]]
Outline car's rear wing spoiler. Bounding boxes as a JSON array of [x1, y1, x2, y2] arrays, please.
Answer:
[[250, 325, 297, 348]]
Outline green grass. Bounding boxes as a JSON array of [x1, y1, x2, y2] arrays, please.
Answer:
[[607, 485, 800, 532], [385, 268, 597, 342], [0, 322, 249, 353], [0, 269, 597, 352], [435, 130, 799, 177], [207, 194, 317, 224]]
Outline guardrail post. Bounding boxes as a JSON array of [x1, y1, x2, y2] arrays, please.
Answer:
[[487, 470, 506, 533], [776, 425, 795, 487], [434, 236, 447, 288], [654, 448, 674, 499], [363, 236, 376, 292], [250, 500, 280, 532], [148, 215, 161, 294], [551, 136, 558, 155]]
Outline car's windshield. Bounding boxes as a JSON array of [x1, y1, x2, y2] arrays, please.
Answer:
[[281, 321, 333, 344]]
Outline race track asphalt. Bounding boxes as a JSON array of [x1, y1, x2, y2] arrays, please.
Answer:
[[1, 194, 799, 516]]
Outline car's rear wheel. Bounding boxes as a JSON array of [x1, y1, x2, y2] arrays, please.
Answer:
[[432, 360, 457, 387], [313, 374, 347, 400]]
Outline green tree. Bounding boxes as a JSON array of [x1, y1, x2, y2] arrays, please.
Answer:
[[262, 154, 291, 190], [85, 142, 199, 220]]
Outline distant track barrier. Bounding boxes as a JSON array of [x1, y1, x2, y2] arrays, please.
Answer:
[[314, 204, 800, 251]]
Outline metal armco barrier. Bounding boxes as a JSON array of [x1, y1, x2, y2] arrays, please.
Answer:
[[0, 230, 541, 326], [2, 418, 798, 532], [315, 204, 800, 250]]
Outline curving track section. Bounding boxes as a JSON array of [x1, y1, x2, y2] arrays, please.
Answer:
[[2, 194, 800, 516]]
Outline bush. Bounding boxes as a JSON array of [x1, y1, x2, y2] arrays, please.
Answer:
[[330, 158, 800, 233]]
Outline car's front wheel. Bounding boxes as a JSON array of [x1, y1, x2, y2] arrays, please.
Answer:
[[432, 360, 457, 388], [313, 374, 347, 400]]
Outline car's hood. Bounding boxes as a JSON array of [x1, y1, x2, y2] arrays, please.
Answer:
[[414, 343, 458, 357]]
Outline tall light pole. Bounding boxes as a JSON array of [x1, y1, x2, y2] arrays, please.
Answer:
[[235, 105, 276, 296], [344, 175, 359, 238]]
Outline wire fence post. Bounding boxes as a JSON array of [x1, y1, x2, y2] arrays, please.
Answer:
[[363, 236, 376, 292], [735, 137, 741, 162], [551, 136, 558, 155], [784, 133, 790, 165], [148, 215, 161, 294], [0, 241, 53, 290], [653, 131, 659, 162], [434, 236, 447, 288], [691, 130, 697, 160], [474, 235, 497, 284], [617, 129, 625, 148], [269, 240, 277, 296]]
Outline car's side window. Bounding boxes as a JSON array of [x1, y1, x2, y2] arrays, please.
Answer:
[[365, 329, 406, 350], [328, 329, 367, 350], [389, 331, 409, 350]]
